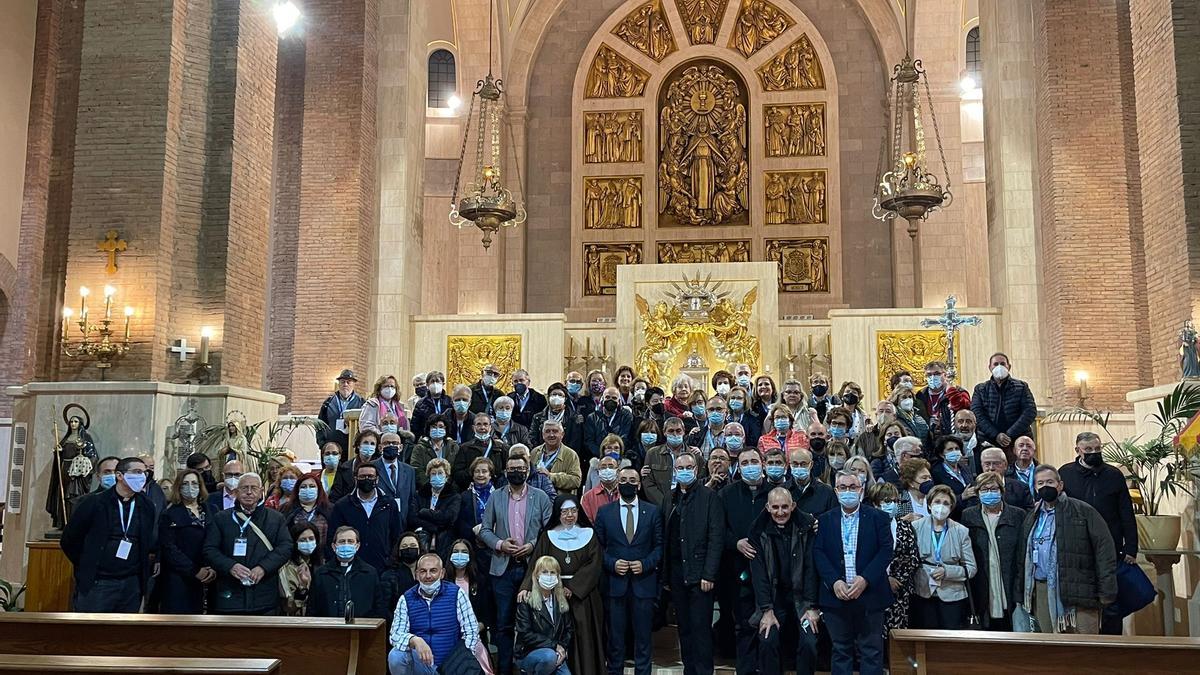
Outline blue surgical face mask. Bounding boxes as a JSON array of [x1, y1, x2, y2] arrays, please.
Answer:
[[737, 375, 752, 388], [323, 454, 341, 469], [358, 444, 376, 459], [829, 426, 848, 439], [475, 431, 492, 441], [927, 375, 944, 390], [281, 478, 297, 493], [729, 399, 744, 412], [945, 449, 963, 465], [567, 382, 583, 395], [774, 418, 790, 432], [707, 411, 726, 426], [123, 472, 147, 493], [766, 465, 787, 480], [880, 501, 899, 518], [692, 405, 706, 418], [726, 436, 745, 452], [450, 552, 471, 568], [598, 467, 618, 483], [740, 464, 762, 482], [429, 427, 447, 440], [495, 409, 512, 423], [675, 468, 696, 486], [299, 486, 319, 503], [382, 424, 398, 434], [99, 474, 118, 489], [791, 466, 810, 482], [640, 432, 658, 446], [666, 434, 684, 447], [430, 474, 447, 490], [980, 490, 1002, 507], [335, 544, 358, 561], [838, 490, 861, 509], [297, 540, 317, 555]]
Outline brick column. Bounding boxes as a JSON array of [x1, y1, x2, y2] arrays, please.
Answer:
[[979, 0, 1049, 400], [1033, 0, 1151, 408], [1130, 0, 1200, 385]]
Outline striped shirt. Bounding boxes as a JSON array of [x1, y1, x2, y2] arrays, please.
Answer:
[[389, 582, 480, 652], [840, 507, 861, 583]]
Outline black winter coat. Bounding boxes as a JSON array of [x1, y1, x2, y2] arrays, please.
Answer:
[[203, 505, 293, 614], [749, 509, 818, 623], [411, 393, 454, 439], [718, 480, 771, 578], [507, 388, 548, 430], [583, 407, 635, 464], [307, 558, 385, 618], [60, 488, 158, 595], [469, 382, 506, 415], [961, 503, 1027, 628], [1017, 496, 1118, 609], [328, 492, 403, 572], [662, 484, 725, 586], [1058, 460, 1138, 558], [970, 377, 1037, 446], [411, 483, 463, 559], [788, 478, 837, 518], [158, 502, 216, 613]]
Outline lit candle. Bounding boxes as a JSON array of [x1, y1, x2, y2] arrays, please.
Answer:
[[80, 286, 89, 321], [103, 285, 115, 321], [62, 307, 72, 341], [199, 327, 213, 365], [1075, 371, 1089, 401], [123, 307, 133, 341]]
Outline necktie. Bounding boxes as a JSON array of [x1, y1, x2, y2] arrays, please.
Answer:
[[390, 465, 397, 489], [625, 504, 635, 542]]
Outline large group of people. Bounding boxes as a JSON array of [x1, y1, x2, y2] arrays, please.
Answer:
[[59, 354, 1136, 675]]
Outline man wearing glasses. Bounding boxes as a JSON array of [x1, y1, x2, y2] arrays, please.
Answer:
[[203, 472, 294, 615]]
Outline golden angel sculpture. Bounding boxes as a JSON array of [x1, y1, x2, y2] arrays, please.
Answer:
[[634, 282, 760, 386]]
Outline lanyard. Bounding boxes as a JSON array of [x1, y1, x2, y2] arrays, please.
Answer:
[[335, 394, 352, 416], [518, 393, 529, 412], [484, 440, 494, 458], [117, 499, 136, 540], [931, 528, 947, 563], [233, 511, 253, 536], [1017, 466, 1034, 492], [841, 513, 857, 550], [382, 399, 399, 419], [543, 450, 560, 467], [1035, 509, 1054, 542], [434, 400, 443, 415]]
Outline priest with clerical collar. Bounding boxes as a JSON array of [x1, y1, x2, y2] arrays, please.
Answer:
[[203, 472, 293, 616]]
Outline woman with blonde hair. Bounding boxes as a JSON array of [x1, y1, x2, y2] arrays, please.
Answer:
[[845, 455, 876, 486], [264, 462, 303, 511], [516, 555, 575, 675]]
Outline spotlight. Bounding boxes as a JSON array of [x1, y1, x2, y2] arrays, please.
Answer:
[[274, 1, 301, 37], [447, 94, 462, 111], [959, 75, 977, 94]]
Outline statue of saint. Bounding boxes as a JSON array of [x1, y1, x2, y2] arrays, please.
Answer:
[[1181, 320, 1200, 379], [47, 405, 98, 529]]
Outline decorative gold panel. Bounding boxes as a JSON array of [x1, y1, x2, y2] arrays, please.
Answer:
[[586, 45, 650, 98], [756, 34, 825, 91], [613, 1, 677, 62], [657, 240, 750, 263], [764, 104, 825, 157], [584, 243, 643, 296], [584, 111, 643, 163], [674, 0, 729, 45], [765, 238, 829, 292], [447, 335, 522, 391], [765, 170, 826, 224], [585, 176, 643, 229], [729, 0, 795, 58], [635, 280, 759, 387], [875, 330, 961, 400], [658, 61, 749, 227]]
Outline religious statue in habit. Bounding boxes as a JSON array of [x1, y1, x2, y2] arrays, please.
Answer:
[[46, 404, 98, 529], [221, 411, 250, 466], [1181, 319, 1200, 379]]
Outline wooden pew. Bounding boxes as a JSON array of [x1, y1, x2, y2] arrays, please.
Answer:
[[890, 628, 1200, 674], [0, 655, 279, 674], [0, 614, 387, 675]]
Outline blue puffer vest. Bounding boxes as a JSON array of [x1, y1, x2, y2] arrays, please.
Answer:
[[403, 581, 461, 666]]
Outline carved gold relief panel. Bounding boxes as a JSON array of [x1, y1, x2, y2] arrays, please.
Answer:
[[729, 0, 795, 58], [585, 177, 643, 229], [657, 240, 751, 263], [765, 238, 829, 292], [658, 61, 749, 228], [586, 45, 650, 98], [764, 104, 825, 157], [875, 331, 960, 400], [585, 111, 643, 164], [756, 34, 825, 91], [674, 0, 729, 45], [765, 170, 826, 224], [447, 335, 522, 391], [613, 1, 677, 62], [584, 243, 643, 296]]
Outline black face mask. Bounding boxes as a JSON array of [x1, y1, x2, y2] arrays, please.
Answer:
[[652, 403, 665, 416], [1037, 485, 1059, 502], [809, 437, 827, 453], [603, 399, 619, 413], [399, 548, 420, 564], [357, 478, 377, 493], [415, 386, 429, 399], [382, 445, 401, 460], [506, 470, 527, 486], [919, 479, 935, 495], [618, 483, 638, 500], [147, 469, 155, 481], [812, 385, 828, 398], [1082, 452, 1104, 468], [842, 393, 860, 406]]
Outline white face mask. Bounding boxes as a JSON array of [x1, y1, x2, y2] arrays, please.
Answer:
[[548, 394, 566, 407], [992, 365, 1010, 380], [716, 383, 731, 396], [381, 386, 396, 399], [538, 573, 559, 590], [931, 504, 951, 521], [428, 382, 444, 395], [225, 476, 240, 492], [900, 398, 915, 412]]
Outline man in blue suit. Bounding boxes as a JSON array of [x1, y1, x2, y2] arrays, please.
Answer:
[[374, 431, 416, 530], [595, 466, 663, 675], [813, 471, 894, 675]]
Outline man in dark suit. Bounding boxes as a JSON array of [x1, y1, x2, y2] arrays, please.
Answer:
[[508, 368, 547, 430], [206, 459, 243, 513], [469, 363, 506, 416], [373, 431, 416, 530], [331, 430, 380, 503], [813, 471, 894, 675], [594, 467, 663, 675], [327, 463, 402, 572]]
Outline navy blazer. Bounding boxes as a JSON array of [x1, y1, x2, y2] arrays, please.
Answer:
[[594, 498, 664, 599], [373, 458, 416, 530], [813, 505, 895, 613]]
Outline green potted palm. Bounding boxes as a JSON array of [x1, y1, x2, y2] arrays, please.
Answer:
[[1047, 382, 1200, 550], [195, 414, 327, 477]]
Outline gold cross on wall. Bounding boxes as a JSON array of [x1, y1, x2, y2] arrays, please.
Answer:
[[98, 230, 127, 275]]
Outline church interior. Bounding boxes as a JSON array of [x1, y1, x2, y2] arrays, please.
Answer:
[[0, 0, 1199, 672]]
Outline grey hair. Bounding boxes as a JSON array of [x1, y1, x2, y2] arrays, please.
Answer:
[[452, 384, 472, 398], [494, 395, 514, 409], [237, 472, 263, 487], [541, 419, 564, 432], [412, 372, 427, 384], [513, 369, 530, 378], [834, 470, 862, 487], [671, 374, 695, 391], [893, 436, 922, 455], [1033, 464, 1060, 482]]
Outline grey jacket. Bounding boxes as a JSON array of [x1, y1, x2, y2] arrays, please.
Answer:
[[479, 485, 553, 576], [912, 516, 977, 602], [1018, 495, 1117, 609]]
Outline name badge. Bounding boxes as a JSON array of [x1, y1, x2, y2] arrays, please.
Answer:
[[116, 539, 132, 560], [844, 552, 855, 569], [1032, 549, 1039, 565], [233, 537, 248, 557], [336, 419, 347, 432]]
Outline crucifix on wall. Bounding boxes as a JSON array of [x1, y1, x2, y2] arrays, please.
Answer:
[[919, 295, 981, 383], [170, 338, 197, 362], [98, 230, 127, 275]]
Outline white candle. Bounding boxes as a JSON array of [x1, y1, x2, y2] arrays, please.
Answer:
[[199, 327, 213, 365]]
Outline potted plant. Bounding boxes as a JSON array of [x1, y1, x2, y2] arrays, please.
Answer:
[[0, 577, 26, 612], [1047, 382, 1200, 550], [195, 413, 328, 477]]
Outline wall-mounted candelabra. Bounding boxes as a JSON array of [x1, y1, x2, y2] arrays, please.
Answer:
[[61, 285, 133, 373]]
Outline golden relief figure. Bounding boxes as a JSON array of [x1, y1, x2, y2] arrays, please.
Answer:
[[613, 1, 677, 62], [586, 45, 650, 98], [876, 330, 961, 401], [764, 170, 826, 224], [634, 277, 760, 387], [764, 104, 825, 157], [674, 0, 729, 45], [583, 243, 643, 296], [756, 34, 825, 91], [729, 0, 794, 58], [585, 177, 643, 229], [657, 240, 750, 263], [658, 61, 749, 227], [447, 335, 522, 391], [765, 238, 829, 292], [584, 111, 644, 163]]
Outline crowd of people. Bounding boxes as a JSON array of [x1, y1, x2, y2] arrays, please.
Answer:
[[59, 354, 1138, 675]]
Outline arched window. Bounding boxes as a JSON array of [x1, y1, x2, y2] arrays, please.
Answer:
[[427, 49, 456, 108], [965, 27, 981, 81]]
